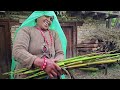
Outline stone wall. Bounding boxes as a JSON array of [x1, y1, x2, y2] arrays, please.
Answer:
[[10, 16, 27, 47], [11, 25, 20, 42]]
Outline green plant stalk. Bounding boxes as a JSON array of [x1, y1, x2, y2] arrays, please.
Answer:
[[62, 53, 120, 66], [58, 51, 103, 63], [64, 61, 83, 66], [10, 54, 120, 75], [64, 55, 119, 66], [59, 50, 119, 63], [23, 71, 46, 79], [20, 68, 40, 75], [59, 54, 95, 63], [99, 55, 120, 60], [79, 67, 99, 71], [3, 53, 120, 78], [76, 53, 119, 61], [58, 55, 85, 63], [13, 60, 120, 78], [23, 54, 120, 78], [23, 55, 120, 77], [3, 68, 28, 75], [66, 59, 120, 69], [59, 53, 120, 65], [13, 54, 120, 75], [83, 55, 120, 63], [57, 62, 65, 66]]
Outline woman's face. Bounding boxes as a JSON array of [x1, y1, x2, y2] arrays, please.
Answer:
[[36, 15, 53, 30]]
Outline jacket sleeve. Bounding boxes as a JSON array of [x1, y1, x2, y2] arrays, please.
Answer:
[[54, 31, 65, 61], [12, 27, 38, 69]]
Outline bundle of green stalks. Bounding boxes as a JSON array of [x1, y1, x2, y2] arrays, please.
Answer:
[[3, 51, 120, 79]]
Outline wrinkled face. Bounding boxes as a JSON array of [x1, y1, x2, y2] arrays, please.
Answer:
[[36, 15, 54, 30]]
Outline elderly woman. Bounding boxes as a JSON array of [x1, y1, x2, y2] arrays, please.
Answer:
[[11, 11, 67, 79]]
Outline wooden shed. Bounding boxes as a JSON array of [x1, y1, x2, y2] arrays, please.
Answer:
[[0, 19, 19, 78]]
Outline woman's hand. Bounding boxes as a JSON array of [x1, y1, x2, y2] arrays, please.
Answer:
[[33, 57, 43, 68], [33, 57, 62, 78], [44, 59, 62, 78]]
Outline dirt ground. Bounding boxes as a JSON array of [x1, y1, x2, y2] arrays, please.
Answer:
[[66, 64, 120, 79]]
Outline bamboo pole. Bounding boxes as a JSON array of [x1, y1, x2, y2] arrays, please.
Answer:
[[66, 59, 120, 69], [3, 52, 120, 79], [79, 67, 99, 71]]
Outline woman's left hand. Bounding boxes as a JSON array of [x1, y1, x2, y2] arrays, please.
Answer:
[[44, 59, 62, 76]]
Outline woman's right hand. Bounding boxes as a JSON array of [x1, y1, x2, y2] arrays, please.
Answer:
[[33, 57, 43, 68], [33, 57, 62, 78]]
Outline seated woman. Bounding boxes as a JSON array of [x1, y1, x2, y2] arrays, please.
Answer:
[[11, 11, 67, 79]]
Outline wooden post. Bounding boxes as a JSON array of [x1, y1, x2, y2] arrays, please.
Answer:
[[106, 18, 111, 28]]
